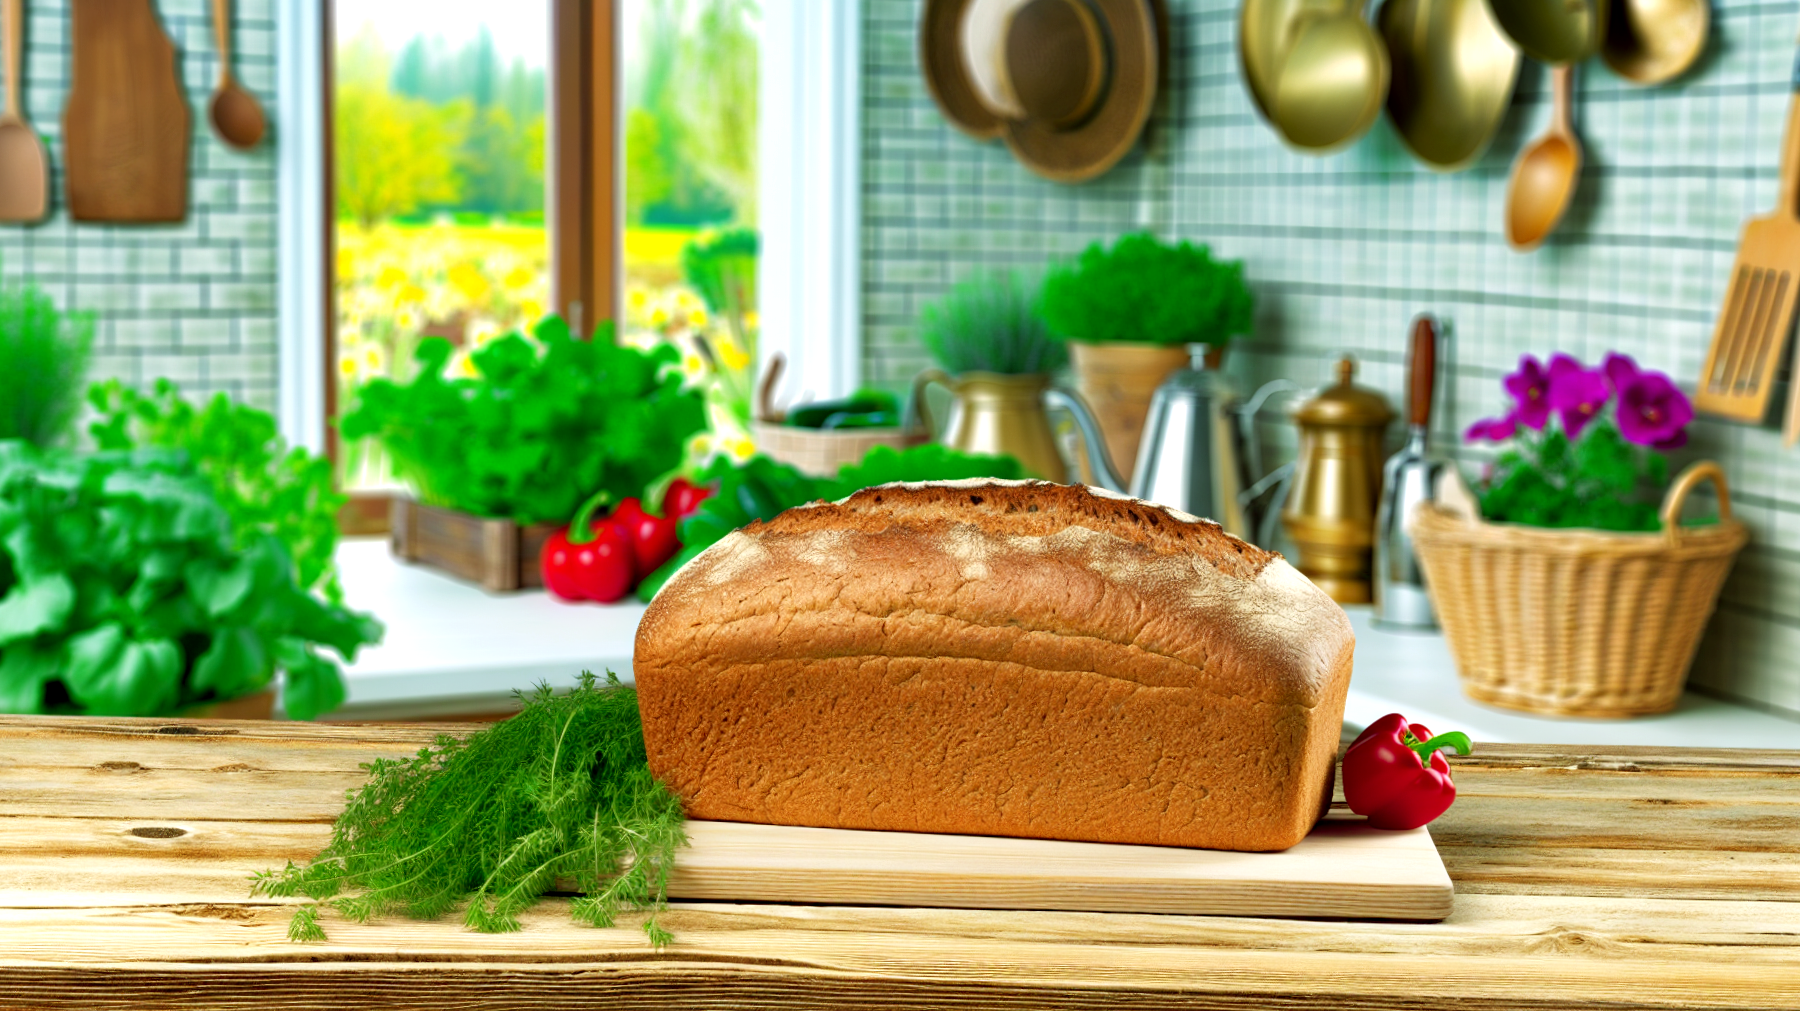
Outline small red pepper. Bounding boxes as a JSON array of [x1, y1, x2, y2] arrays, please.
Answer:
[[661, 477, 714, 522], [541, 490, 636, 603], [611, 496, 680, 578], [1342, 713, 1473, 830]]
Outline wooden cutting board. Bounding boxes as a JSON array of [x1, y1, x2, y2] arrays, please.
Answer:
[[666, 812, 1454, 921], [62, 0, 189, 222]]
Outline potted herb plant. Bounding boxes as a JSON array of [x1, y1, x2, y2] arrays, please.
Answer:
[[1411, 352, 1747, 717], [0, 442, 382, 721], [1039, 232, 1254, 481], [0, 282, 93, 449], [910, 269, 1071, 481], [339, 316, 707, 591]]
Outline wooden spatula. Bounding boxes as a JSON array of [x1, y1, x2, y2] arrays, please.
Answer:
[[1698, 41, 1800, 425]]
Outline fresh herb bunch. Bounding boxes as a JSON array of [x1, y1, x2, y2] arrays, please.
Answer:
[[338, 317, 707, 525], [0, 283, 94, 448], [1040, 232, 1254, 347], [918, 269, 1067, 375], [88, 379, 348, 602], [253, 672, 686, 946], [636, 444, 1026, 599], [0, 442, 381, 719], [1465, 352, 1697, 532], [681, 227, 758, 320]]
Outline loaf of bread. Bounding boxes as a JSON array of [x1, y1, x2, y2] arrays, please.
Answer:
[[634, 480, 1354, 852]]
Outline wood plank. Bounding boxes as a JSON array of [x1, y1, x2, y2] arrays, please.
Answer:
[[0, 896, 1797, 1008], [0, 813, 1451, 922]]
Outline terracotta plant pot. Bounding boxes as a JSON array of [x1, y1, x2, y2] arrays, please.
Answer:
[[1067, 341, 1192, 483], [180, 688, 276, 720]]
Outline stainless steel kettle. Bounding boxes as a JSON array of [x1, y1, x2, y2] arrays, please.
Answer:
[[1046, 346, 1295, 544]]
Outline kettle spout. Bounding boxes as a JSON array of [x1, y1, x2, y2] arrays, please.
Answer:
[[1043, 387, 1127, 493]]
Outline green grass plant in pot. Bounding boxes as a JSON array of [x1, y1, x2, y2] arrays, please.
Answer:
[[913, 269, 1071, 481], [1040, 232, 1254, 482], [0, 283, 93, 449]]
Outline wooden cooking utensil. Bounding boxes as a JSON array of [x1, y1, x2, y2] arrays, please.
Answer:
[[208, 0, 266, 150], [62, 0, 190, 223], [1505, 63, 1581, 252], [0, 0, 47, 222], [1700, 43, 1800, 427]]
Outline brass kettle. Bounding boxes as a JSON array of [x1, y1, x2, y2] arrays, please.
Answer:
[[913, 370, 1071, 481], [1280, 357, 1395, 604]]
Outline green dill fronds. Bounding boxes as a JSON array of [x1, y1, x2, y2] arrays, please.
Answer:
[[252, 672, 687, 946], [0, 283, 94, 449], [918, 269, 1067, 375], [287, 905, 326, 943]]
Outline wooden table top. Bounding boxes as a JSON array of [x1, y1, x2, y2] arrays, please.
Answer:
[[1, 714, 1797, 1010]]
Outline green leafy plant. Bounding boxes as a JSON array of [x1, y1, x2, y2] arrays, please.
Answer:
[[636, 444, 1026, 599], [338, 316, 708, 525], [918, 270, 1067, 375], [1040, 232, 1254, 347], [0, 284, 94, 449], [88, 380, 348, 603], [0, 442, 382, 720], [681, 227, 758, 321], [253, 672, 685, 946]]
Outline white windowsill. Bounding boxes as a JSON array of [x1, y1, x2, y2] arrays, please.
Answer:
[[332, 539, 1800, 746]]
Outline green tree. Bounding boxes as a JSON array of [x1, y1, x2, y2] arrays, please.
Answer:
[[460, 105, 546, 215], [674, 0, 759, 223], [625, 108, 673, 226], [335, 81, 464, 228]]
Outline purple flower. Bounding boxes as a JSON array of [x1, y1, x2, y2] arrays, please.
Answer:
[[1602, 352, 1641, 393], [1615, 370, 1694, 449], [1547, 354, 1609, 437], [1464, 415, 1519, 443], [1503, 355, 1552, 431]]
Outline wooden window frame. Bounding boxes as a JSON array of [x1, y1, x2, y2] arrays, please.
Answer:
[[323, 1, 620, 536]]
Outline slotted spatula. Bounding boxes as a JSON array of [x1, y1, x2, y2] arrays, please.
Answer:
[[1697, 41, 1800, 426]]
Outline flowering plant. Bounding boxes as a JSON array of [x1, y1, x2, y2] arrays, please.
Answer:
[[1464, 352, 1695, 532]]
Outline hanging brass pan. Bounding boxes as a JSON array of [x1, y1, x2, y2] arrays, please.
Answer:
[[1601, 0, 1708, 85], [1486, 0, 1606, 64], [1381, 0, 1521, 171], [1240, 0, 1309, 120]]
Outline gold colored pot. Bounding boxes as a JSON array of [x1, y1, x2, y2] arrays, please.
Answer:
[[913, 370, 1069, 481], [1281, 358, 1395, 604], [1379, 0, 1521, 172]]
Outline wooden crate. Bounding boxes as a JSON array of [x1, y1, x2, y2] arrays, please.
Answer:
[[389, 497, 559, 592]]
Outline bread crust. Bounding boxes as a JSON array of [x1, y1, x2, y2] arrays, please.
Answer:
[[635, 480, 1354, 852]]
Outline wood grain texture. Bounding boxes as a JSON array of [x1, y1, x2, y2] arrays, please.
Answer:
[[61, 0, 189, 222], [1, 716, 1797, 1008]]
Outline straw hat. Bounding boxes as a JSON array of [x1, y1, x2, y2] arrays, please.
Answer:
[[920, 0, 1162, 183]]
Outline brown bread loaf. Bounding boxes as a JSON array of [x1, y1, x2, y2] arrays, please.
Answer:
[[634, 480, 1354, 852]]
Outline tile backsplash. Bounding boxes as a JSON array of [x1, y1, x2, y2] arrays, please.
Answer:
[[862, 0, 1800, 720], [1, 0, 278, 411]]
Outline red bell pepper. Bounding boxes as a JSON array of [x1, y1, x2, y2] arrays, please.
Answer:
[[541, 490, 636, 603], [610, 497, 680, 578], [661, 476, 714, 522], [1341, 713, 1472, 830]]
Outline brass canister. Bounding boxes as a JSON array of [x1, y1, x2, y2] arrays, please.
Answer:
[[1281, 357, 1395, 604]]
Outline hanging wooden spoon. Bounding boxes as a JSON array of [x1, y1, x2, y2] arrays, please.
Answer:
[[0, 0, 48, 222], [1506, 63, 1581, 251], [208, 0, 265, 150]]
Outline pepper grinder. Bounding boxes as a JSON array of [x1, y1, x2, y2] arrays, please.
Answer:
[[1373, 316, 1448, 629], [1281, 357, 1395, 604]]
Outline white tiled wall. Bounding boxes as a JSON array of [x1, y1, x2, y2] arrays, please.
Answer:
[[0, 0, 278, 410], [862, 0, 1800, 721]]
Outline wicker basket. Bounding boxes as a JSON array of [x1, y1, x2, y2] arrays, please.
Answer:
[[1411, 461, 1748, 718], [750, 420, 926, 478]]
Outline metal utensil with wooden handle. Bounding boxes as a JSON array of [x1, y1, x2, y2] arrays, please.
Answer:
[[1700, 40, 1800, 427], [0, 0, 48, 222], [1373, 315, 1447, 630]]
